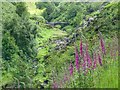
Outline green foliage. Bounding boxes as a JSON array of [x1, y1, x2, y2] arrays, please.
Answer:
[[14, 2, 28, 17], [2, 32, 19, 60], [35, 2, 56, 21], [94, 60, 118, 88], [30, 15, 46, 23], [2, 2, 38, 88], [2, 2, 37, 60], [1, 1, 118, 89], [63, 25, 74, 34]]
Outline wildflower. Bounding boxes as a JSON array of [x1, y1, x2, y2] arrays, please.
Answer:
[[82, 54, 88, 75], [69, 61, 73, 76], [64, 74, 69, 82], [86, 44, 92, 68], [84, 69, 88, 75], [88, 54, 92, 68], [99, 31, 106, 55], [110, 47, 113, 59], [93, 52, 97, 69], [100, 37, 106, 55], [80, 39, 83, 56], [82, 53, 87, 71], [75, 46, 79, 71], [52, 80, 58, 88], [98, 53, 102, 66], [60, 80, 63, 88]]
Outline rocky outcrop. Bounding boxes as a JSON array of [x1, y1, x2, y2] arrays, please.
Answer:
[[46, 21, 69, 27]]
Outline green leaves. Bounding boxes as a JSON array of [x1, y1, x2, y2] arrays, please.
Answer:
[[2, 32, 19, 60], [0, 72, 13, 88], [1, 1, 118, 88], [1, 2, 38, 88], [15, 2, 28, 17]]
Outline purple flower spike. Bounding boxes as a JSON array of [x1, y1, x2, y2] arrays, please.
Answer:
[[93, 53, 97, 69], [69, 61, 73, 76], [82, 52, 89, 75], [82, 53, 87, 71], [100, 38, 106, 55], [64, 74, 68, 82], [75, 46, 79, 71], [52, 81, 58, 88], [87, 54, 92, 68], [85, 44, 92, 68], [98, 53, 102, 66], [80, 39, 83, 56]]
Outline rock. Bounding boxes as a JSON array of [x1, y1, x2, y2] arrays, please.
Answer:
[[44, 55, 50, 59], [88, 17, 94, 22], [46, 21, 69, 27], [44, 80, 49, 84], [64, 37, 69, 42], [55, 46, 59, 50], [37, 46, 44, 51], [88, 8, 94, 13], [40, 84, 44, 89]]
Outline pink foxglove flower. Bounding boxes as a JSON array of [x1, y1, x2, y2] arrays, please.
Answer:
[[83, 56, 88, 76], [82, 53, 87, 72], [80, 39, 83, 56], [64, 74, 68, 82], [75, 46, 79, 71], [93, 52, 97, 69], [100, 38, 106, 55], [60, 80, 63, 88], [87, 53, 92, 68], [52, 80, 58, 88], [86, 44, 92, 68], [110, 48, 113, 57], [69, 61, 73, 76], [98, 53, 102, 66]]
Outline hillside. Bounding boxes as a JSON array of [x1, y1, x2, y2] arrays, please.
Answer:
[[1, 1, 119, 89]]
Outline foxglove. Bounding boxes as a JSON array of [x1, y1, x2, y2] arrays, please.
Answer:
[[69, 61, 73, 76], [93, 52, 97, 69], [52, 80, 58, 88], [80, 39, 83, 56], [100, 38, 106, 55], [82, 53, 87, 71], [98, 53, 102, 66], [75, 46, 79, 71], [86, 44, 92, 68]]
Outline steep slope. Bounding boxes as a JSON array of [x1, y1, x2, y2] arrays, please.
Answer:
[[1, 1, 118, 89], [39, 2, 118, 88]]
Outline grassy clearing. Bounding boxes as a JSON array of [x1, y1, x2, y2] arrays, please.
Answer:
[[26, 2, 67, 59], [40, 28, 67, 40], [94, 60, 118, 88], [36, 27, 67, 46], [25, 2, 44, 15], [36, 27, 67, 58], [0, 72, 13, 88]]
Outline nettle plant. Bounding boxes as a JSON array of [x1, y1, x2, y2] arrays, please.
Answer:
[[50, 32, 118, 88]]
